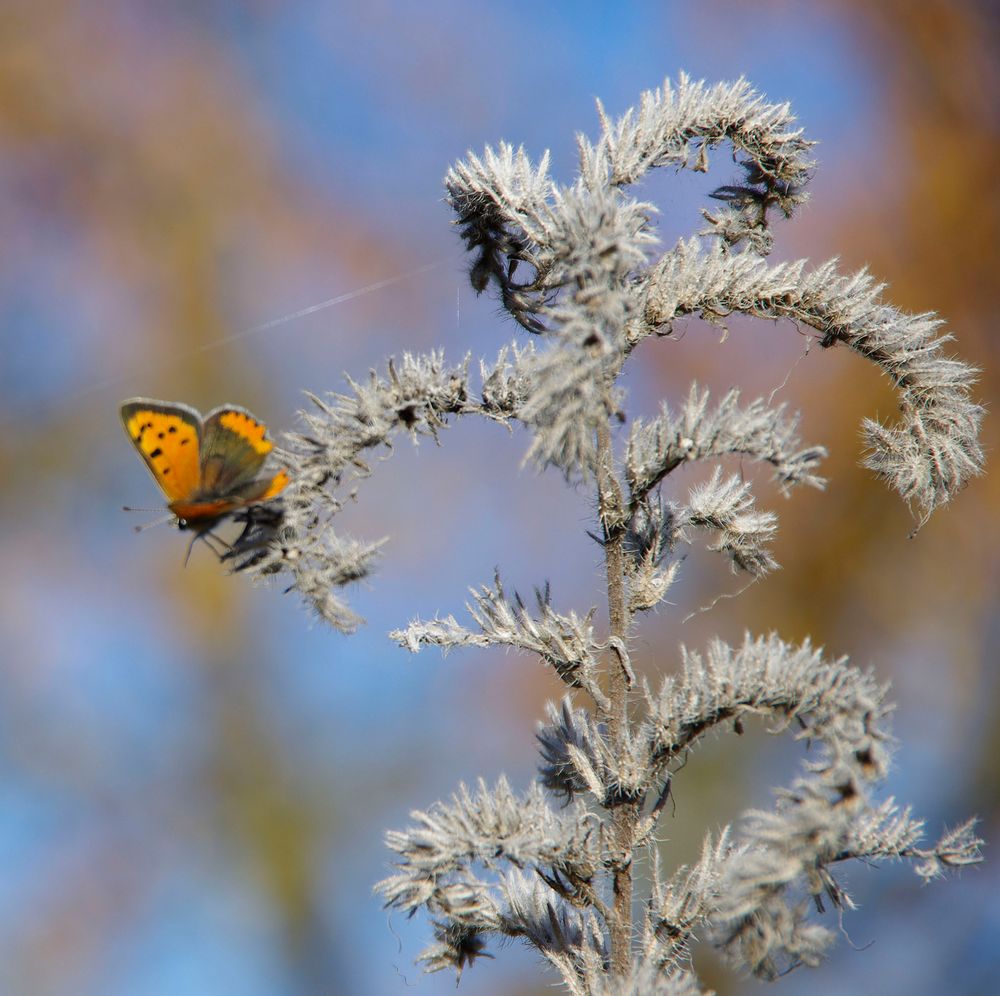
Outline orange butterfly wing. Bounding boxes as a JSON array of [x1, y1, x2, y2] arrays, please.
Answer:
[[120, 399, 203, 504], [200, 406, 273, 492], [251, 468, 290, 501], [199, 405, 289, 504]]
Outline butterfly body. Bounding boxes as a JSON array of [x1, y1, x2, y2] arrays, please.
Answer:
[[120, 398, 289, 534]]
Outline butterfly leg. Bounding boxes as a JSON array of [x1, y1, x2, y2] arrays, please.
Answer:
[[223, 503, 286, 572], [200, 531, 234, 561], [181, 530, 231, 566]]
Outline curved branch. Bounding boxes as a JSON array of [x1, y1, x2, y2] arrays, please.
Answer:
[[586, 72, 815, 200], [640, 240, 984, 521]]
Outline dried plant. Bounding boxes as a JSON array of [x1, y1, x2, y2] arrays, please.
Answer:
[[247, 75, 984, 991]]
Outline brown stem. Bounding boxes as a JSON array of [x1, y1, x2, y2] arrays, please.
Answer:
[[595, 417, 636, 978]]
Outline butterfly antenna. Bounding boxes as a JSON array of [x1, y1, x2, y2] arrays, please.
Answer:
[[125, 511, 176, 533]]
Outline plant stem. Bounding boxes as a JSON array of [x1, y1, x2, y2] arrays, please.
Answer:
[[596, 417, 635, 977]]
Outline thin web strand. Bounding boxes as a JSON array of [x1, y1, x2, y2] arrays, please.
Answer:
[[59, 254, 458, 407]]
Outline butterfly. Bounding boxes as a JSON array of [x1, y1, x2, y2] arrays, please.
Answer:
[[120, 398, 290, 552]]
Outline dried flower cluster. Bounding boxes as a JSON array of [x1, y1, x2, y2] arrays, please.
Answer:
[[249, 75, 983, 991]]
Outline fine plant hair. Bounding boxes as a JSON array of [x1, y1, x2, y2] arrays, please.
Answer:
[[242, 75, 984, 991]]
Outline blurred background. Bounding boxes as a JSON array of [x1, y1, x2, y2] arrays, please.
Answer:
[[1, 2, 997, 993]]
